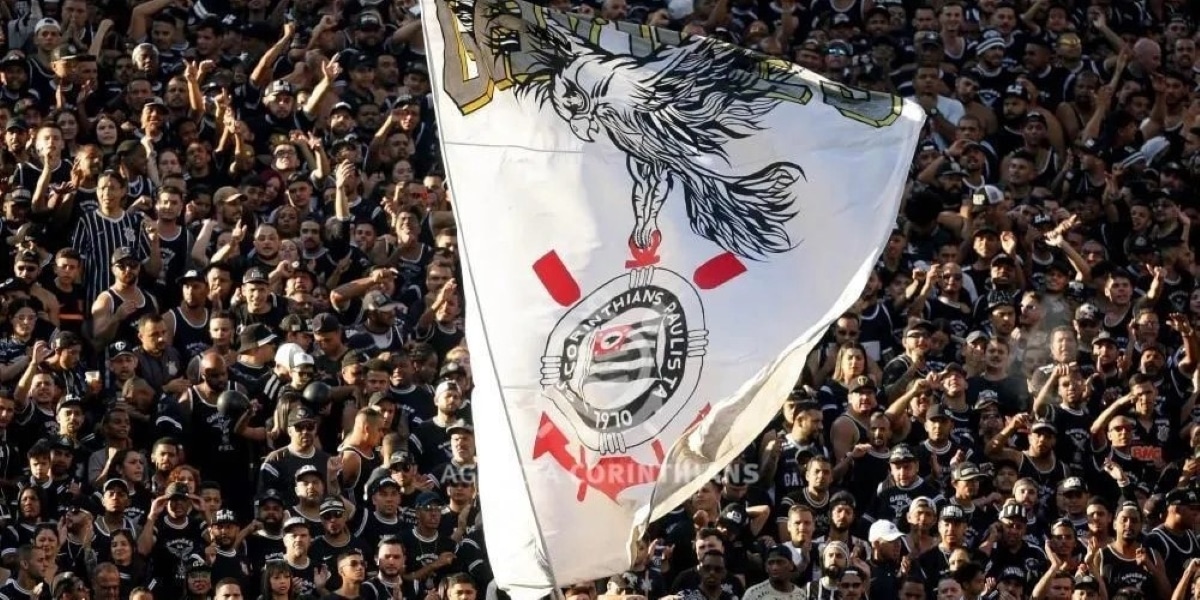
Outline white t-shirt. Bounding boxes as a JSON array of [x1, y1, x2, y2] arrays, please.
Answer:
[[742, 580, 807, 600]]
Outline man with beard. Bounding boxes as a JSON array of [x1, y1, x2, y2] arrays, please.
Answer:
[[796, 541, 852, 599], [769, 397, 828, 498], [208, 509, 250, 589], [813, 492, 870, 559], [986, 414, 1070, 512], [352, 469, 405, 550], [259, 404, 331, 505], [410, 382, 466, 473], [967, 338, 1029, 415], [175, 351, 259, 516], [390, 350, 435, 428], [228, 324, 279, 401], [164, 270, 211, 361], [90, 248, 161, 347], [132, 314, 188, 396], [281, 516, 330, 597], [362, 539, 412, 600], [346, 291, 409, 354], [138, 482, 207, 598], [401, 491, 458, 596], [985, 504, 1048, 585], [778, 456, 835, 541], [322, 549, 368, 600], [742, 546, 799, 600], [243, 489, 287, 594], [676, 550, 738, 600], [311, 497, 369, 587], [835, 411, 893, 510], [992, 85, 1041, 158], [1033, 364, 1094, 472], [1097, 502, 1171, 598]]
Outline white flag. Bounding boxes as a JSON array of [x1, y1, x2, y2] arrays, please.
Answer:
[[420, 1, 924, 595]]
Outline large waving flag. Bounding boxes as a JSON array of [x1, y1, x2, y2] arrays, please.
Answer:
[[420, 1, 924, 596]]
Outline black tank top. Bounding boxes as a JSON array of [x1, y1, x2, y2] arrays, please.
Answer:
[[1099, 545, 1152, 596], [104, 289, 159, 346], [339, 445, 383, 502], [169, 307, 211, 359], [50, 281, 87, 336], [154, 228, 192, 307]]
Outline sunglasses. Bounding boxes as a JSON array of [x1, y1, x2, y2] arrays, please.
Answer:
[[292, 422, 317, 432]]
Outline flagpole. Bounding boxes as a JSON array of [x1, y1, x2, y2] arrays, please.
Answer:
[[418, 1, 569, 596]]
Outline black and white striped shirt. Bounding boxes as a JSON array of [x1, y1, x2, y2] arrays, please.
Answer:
[[70, 209, 152, 306]]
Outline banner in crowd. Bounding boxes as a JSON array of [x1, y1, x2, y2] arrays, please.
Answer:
[[421, 0, 924, 595]]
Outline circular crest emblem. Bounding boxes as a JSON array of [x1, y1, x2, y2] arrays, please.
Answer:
[[541, 267, 708, 454]]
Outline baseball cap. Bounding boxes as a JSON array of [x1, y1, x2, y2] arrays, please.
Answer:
[[1003, 83, 1031, 101], [319, 497, 346, 515], [1030, 419, 1057, 435], [177, 269, 204, 285], [447, 420, 474, 436], [242, 268, 269, 284], [108, 340, 135, 358], [294, 464, 322, 481], [718, 503, 749, 529], [238, 323, 278, 352], [414, 491, 443, 508], [265, 80, 294, 98], [213, 509, 238, 524], [848, 375, 875, 393], [903, 320, 935, 336], [287, 405, 317, 427], [1075, 303, 1100, 322], [282, 516, 309, 532], [926, 403, 951, 421], [999, 503, 1027, 520], [868, 520, 904, 543], [289, 352, 315, 370], [256, 489, 284, 506], [388, 450, 413, 469], [939, 504, 967, 522], [102, 478, 130, 493], [0, 51, 24, 67], [974, 184, 1005, 206], [965, 330, 990, 344], [167, 482, 190, 499], [110, 247, 135, 266], [951, 462, 988, 482], [35, 18, 61, 34], [280, 314, 310, 333], [1058, 477, 1086, 493], [889, 444, 917, 463], [1165, 488, 1200, 506], [1093, 331, 1117, 346], [363, 290, 401, 312], [311, 313, 341, 333]]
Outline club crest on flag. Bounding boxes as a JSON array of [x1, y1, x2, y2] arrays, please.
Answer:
[[433, 0, 903, 504]]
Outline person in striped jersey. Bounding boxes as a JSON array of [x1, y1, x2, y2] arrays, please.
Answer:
[[69, 170, 161, 309]]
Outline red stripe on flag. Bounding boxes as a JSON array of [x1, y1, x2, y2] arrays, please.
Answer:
[[533, 251, 581, 307], [693, 253, 746, 290]]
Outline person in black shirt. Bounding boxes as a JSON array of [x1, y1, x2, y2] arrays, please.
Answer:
[[400, 492, 458, 596]]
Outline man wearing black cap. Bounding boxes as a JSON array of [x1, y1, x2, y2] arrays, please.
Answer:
[[163, 269, 212, 360], [230, 323, 279, 393], [310, 497, 370, 589], [142, 482, 208, 597], [881, 320, 934, 399], [1145, 488, 1200, 582], [244, 489, 288, 574], [208, 509, 251, 588], [346, 290, 409, 354], [870, 444, 939, 523], [90, 245, 161, 347], [400, 491, 458, 596], [356, 468, 406, 552], [986, 504, 1046, 584], [233, 267, 288, 330], [259, 404, 332, 505]]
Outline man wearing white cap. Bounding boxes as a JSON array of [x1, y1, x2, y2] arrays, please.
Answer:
[[866, 520, 906, 599]]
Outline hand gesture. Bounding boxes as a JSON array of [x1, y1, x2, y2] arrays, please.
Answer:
[[437, 551, 456, 568], [850, 443, 871, 459], [692, 510, 711, 529], [1000, 230, 1018, 254], [315, 564, 331, 588], [320, 58, 343, 82], [144, 220, 160, 244], [282, 21, 297, 39], [231, 220, 248, 243], [318, 14, 337, 30], [334, 162, 354, 192], [327, 456, 343, 480], [31, 340, 51, 363]]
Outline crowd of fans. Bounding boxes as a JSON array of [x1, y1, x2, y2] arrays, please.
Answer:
[[0, 0, 1192, 597]]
